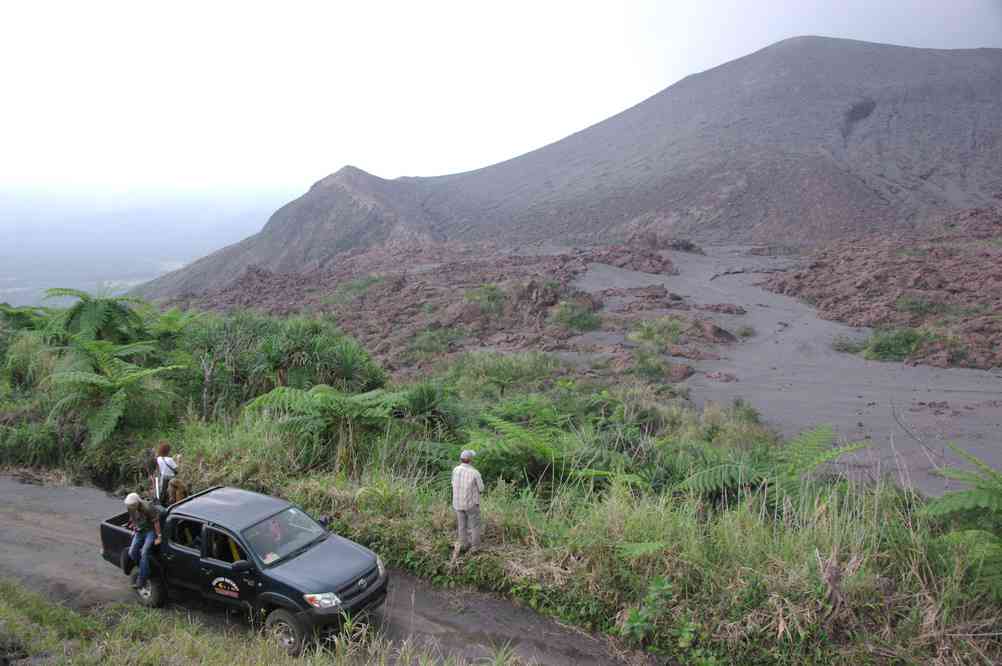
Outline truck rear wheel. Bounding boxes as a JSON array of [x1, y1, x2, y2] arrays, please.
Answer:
[[265, 608, 308, 656], [129, 570, 166, 608]]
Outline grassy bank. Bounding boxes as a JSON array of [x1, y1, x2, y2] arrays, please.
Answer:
[[2, 294, 1001, 664], [0, 579, 518, 665]]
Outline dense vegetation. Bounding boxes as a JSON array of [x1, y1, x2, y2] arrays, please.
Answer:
[[2, 293, 1001, 664]]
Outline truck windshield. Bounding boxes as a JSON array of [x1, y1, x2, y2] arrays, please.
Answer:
[[243, 507, 326, 566]]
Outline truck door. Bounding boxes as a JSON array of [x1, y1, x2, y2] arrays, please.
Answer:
[[200, 526, 259, 607], [162, 517, 205, 592]]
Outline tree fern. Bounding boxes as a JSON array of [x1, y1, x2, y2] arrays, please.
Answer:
[[772, 425, 867, 501], [673, 426, 865, 503], [43, 288, 145, 343], [86, 388, 128, 446], [918, 447, 1002, 601], [0, 303, 53, 332], [676, 460, 763, 496], [47, 339, 180, 446]]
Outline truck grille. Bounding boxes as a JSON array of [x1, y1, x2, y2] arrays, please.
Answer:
[[337, 565, 379, 602]]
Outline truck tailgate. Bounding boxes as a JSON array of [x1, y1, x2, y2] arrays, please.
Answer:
[[100, 511, 133, 569]]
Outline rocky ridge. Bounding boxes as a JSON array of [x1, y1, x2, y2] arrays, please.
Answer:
[[765, 208, 1002, 368], [165, 240, 740, 378]]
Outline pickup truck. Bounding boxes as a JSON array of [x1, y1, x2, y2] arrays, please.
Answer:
[[100, 485, 389, 654]]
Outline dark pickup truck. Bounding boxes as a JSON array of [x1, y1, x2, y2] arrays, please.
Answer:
[[100, 486, 389, 654]]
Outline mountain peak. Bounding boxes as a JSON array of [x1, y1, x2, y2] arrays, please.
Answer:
[[138, 38, 1002, 299]]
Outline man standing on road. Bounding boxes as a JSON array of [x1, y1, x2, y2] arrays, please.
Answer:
[[451, 450, 484, 561], [124, 493, 162, 589]]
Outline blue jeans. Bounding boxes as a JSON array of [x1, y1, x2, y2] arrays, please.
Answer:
[[129, 529, 157, 585]]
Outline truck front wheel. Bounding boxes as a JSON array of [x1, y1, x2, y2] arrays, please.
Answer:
[[265, 608, 308, 656], [129, 570, 166, 608]]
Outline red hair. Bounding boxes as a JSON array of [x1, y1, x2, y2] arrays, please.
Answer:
[[157, 442, 171, 457]]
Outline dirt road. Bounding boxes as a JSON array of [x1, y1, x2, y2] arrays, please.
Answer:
[[575, 246, 1002, 496], [0, 475, 628, 665]]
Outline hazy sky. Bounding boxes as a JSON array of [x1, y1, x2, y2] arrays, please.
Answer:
[[2, 0, 1001, 197]]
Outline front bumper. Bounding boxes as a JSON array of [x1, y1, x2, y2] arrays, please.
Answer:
[[300, 572, 389, 629]]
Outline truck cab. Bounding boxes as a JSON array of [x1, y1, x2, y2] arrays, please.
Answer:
[[100, 486, 388, 654]]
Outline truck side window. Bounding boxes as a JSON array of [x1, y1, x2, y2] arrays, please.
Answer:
[[172, 519, 203, 551], [205, 528, 246, 564]]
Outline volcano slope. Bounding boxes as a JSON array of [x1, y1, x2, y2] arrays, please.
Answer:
[[139, 36, 1002, 300]]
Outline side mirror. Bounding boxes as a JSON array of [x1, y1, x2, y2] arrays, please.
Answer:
[[232, 559, 253, 573], [318, 516, 332, 530]]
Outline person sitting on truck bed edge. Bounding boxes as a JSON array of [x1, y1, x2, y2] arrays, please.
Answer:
[[124, 492, 162, 589]]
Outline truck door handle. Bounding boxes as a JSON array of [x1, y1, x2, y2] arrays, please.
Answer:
[[201, 567, 212, 575]]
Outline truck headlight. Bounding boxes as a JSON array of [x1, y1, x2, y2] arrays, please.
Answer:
[[303, 592, 342, 609], [377, 555, 386, 578]]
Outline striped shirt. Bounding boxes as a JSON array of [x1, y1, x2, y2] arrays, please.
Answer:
[[452, 464, 484, 511]]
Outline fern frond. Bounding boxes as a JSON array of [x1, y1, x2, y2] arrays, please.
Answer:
[[117, 365, 185, 387], [246, 386, 319, 415], [47, 392, 88, 422], [945, 444, 1002, 485], [78, 301, 110, 341], [780, 425, 835, 473], [43, 288, 93, 302], [86, 388, 128, 446], [922, 489, 1002, 517], [49, 371, 115, 389], [676, 462, 761, 495]]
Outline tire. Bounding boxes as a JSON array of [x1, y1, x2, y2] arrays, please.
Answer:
[[265, 608, 308, 656], [129, 570, 166, 608]]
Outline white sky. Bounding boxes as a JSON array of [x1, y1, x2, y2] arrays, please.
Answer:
[[2, 0, 1001, 196]]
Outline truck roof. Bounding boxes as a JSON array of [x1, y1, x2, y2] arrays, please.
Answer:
[[172, 487, 290, 531]]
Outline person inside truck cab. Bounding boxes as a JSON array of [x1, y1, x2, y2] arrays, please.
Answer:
[[124, 493, 162, 589], [246, 516, 285, 564]]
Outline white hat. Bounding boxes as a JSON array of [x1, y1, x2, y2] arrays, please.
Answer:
[[460, 450, 476, 461], [124, 492, 141, 506]]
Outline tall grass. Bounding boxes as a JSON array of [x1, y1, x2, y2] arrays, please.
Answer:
[[0, 579, 523, 665]]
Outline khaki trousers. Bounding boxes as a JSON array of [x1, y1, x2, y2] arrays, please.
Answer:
[[455, 505, 481, 549]]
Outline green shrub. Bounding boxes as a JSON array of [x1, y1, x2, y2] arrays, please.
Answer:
[[628, 317, 686, 350], [326, 275, 383, 305], [3, 331, 56, 391], [895, 295, 946, 316], [862, 328, 927, 361], [446, 351, 563, 398], [411, 327, 463, 357], [0, 422, 65, 467], [550, 301, 600, 332], [630, 347, 668, 382], [831, 334, 867, 354], [464, 284, 506, 316]]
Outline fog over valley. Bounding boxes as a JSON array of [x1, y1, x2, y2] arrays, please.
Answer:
[[0, 189, 293, 305]]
